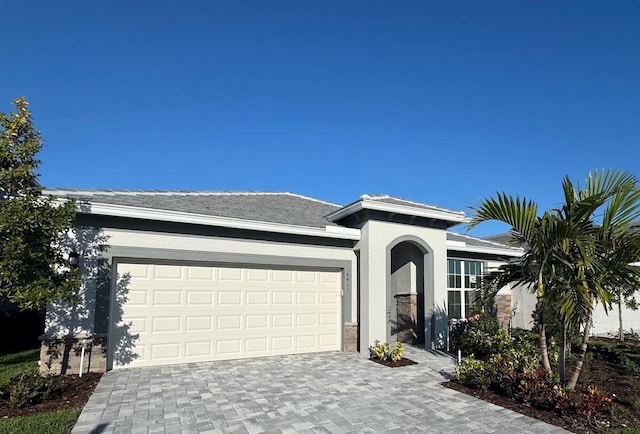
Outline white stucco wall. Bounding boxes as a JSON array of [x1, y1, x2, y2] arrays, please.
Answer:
[[509, 284, 640, 337], [510, 283, 537, 330], [356, 220, 448, 352], [592, 302, 640, 337], [47, 226, 358, 337]]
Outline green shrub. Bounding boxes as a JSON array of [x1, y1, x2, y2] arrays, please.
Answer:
[[4, 369, 57, 408], [369, 340, 404, 362], [589, 341, 640, 376], [450, 313, 511, 359], [456, 356, 494, 390], [516, 368, 562, 409]]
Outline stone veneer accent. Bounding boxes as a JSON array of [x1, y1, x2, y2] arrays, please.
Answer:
[[344, 322, 358, 352], [39, 334, 108, 375], [396, 293, 418, 344], [495, 293, 512, 329]]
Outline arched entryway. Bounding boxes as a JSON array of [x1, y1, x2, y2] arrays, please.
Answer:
[[389, 241, 425, 344]]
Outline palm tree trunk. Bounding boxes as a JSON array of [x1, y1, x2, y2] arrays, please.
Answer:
[[559, 320, 567, 386], [539, 322, 552, 373], [567, 314, 593, 390], [618, 289, 624, 342], [537, 273, 552, 373]]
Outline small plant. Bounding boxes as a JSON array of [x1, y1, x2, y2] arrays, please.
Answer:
[[5, 369, 57, 408], [369, 340, 404, 362], [390, 342, 404, 362], [577, 386, 613, 422]]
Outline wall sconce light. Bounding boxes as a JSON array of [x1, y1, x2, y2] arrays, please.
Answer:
[[69, 251, 80, 269]]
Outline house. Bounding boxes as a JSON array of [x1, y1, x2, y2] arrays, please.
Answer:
[[40, 190, 523, 374]]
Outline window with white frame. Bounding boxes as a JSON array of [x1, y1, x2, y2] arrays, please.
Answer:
[[447, 259, 483, 319]]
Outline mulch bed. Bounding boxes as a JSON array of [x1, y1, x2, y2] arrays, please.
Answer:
[[442, 381, 604, 433], [0, 373, 102, 419], [443, 355, 640, 433], [369, 357, 418, 368]]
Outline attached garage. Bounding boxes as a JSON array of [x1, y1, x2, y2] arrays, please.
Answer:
[[110, 261, 343, 369]]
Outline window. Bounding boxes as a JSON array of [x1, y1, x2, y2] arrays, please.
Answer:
[[447, 259, 482, 319]]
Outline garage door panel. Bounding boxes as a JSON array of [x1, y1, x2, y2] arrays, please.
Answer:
[[151, 316, 182, 333], [186, 316, 214, 331], [245, 338, 268, 353], [153, 265, 183, 279], [246, 291, 269, 305], [187, 266, 215, 280], [113, 263, 342, 369], [185, 341, 213, 357], [319, 271, 339, 283], [246, 269, 269, 281], [217, 291, 242, 305], [186, 291, 213, 305]]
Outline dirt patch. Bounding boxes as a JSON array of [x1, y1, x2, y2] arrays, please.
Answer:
[[369, 357, 418, 368], [443, 356, 640, 433], [0, 373, 102, 419]]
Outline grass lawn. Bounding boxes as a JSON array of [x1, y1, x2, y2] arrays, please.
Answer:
[[0, 347, 40, 384], [0, 409, 81, 434], [0, 347, 84, 434]]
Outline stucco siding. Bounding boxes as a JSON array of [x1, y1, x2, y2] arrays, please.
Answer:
[[356, 220, 448, 352], [592, 302, 640, 337]]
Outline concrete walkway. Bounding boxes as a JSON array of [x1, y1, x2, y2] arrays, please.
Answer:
[[72, 347, 568, 433]]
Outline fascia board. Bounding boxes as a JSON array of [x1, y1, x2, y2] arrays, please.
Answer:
[[327, 200, 466, 223], [74, 201, 361, 241], [326, 201, 363, 222], [447, 243, 525, 257]]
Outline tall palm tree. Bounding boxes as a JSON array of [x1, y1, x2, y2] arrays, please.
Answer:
[[469, 169, 640, 388], [562, 177, 640, 389], [468, 197, 577, 372]]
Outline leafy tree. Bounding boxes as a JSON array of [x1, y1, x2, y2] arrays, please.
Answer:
[[469, 169, 640, 390], [0, 97, 78, 310]]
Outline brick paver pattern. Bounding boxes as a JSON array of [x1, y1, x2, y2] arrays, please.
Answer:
[[72, 347, 569, 433]]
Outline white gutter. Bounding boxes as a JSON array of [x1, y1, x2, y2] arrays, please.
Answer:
[[72, 201, 361, 241], [327, 199, 466, 223]]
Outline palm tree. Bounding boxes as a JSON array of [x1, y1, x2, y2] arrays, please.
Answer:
[[562, 177, 640, 389], [468, 197, 578, 373], [469, 169, 640, 389]]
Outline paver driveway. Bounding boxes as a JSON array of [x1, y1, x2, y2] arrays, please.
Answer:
[[73, 347, 568, 433]]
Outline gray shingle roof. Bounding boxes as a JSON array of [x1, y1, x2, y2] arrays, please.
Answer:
[[44, 189, 341, 228], [447, 232, 522, 251], [360, 194, 464, 216], [482, 233, 514, 245]]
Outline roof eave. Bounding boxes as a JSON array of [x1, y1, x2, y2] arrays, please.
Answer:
[[64, 200, 361, 241], [326, 199, 467, 224], [446, 240, 524, 257]]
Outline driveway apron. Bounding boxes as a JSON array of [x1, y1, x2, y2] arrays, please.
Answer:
[[72, 347, 568, 433]]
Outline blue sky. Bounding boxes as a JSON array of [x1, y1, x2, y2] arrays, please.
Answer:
[[2, 1, 638, 236]]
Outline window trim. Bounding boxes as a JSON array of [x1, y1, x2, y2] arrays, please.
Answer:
[[447, 258, 483, 319]]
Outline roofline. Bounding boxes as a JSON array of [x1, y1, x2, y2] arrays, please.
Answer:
[[44, 189, 342, 208], [326, 198, 466, 223], [63, 200, 361, 241], [446, 232, 524, 257], [446, 241, 525, 257]]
